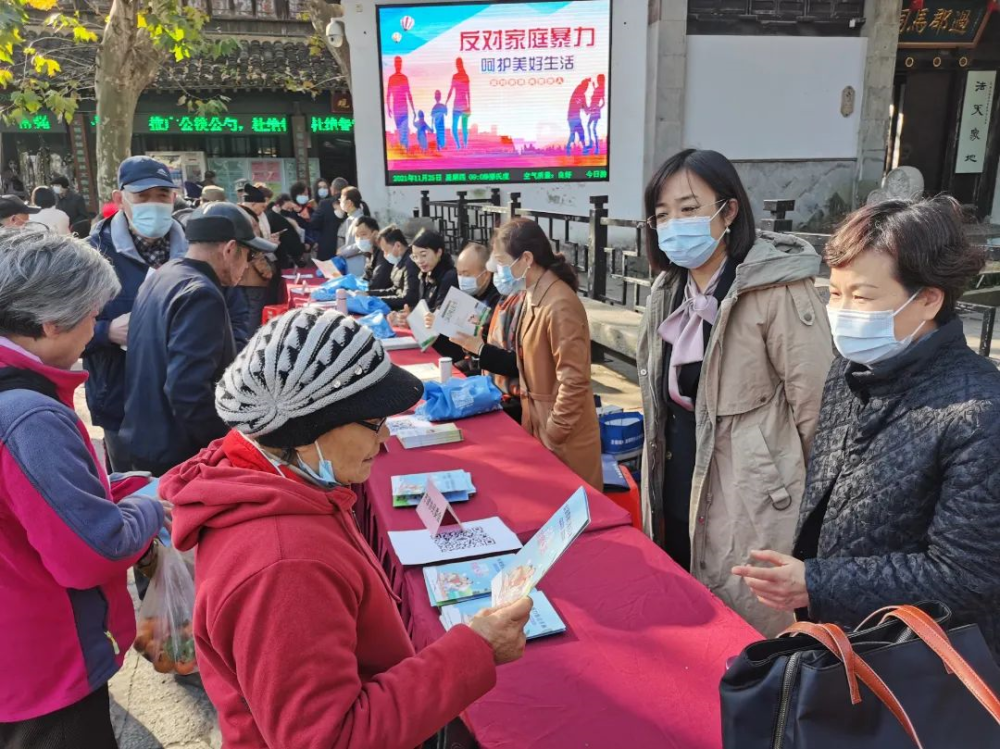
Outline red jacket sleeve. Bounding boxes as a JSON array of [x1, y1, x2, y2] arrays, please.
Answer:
[[218, 559, 496, 749]]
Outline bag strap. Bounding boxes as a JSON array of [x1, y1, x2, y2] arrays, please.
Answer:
[[877, 604, 1000, 726], [781, 621, 925, 748]]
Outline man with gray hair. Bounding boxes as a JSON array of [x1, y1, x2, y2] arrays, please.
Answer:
[[120, 203, 277, 475], [0, 229, 164, 747]]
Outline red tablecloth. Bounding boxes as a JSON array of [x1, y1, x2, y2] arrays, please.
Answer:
[[403, 525, 760, 749], [357, 343, 633, 617], [282, 277, 760, 749], [280, 275, 325, 307]]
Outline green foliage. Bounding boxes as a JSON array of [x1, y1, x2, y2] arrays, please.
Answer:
[[0, 0, 238, 125]]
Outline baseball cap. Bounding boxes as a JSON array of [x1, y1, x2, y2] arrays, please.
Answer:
[[118, 156, 178, 193], [241, 184, 266, 203], [0, 195, 40, 220], [186, 202, 278, 254]]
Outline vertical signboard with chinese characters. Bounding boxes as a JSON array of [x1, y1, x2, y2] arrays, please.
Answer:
[[956, 71, 996, 175]]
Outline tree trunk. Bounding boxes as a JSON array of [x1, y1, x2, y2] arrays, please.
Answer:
[[94, 0, 163, 201], [308, 0, 351, 93]]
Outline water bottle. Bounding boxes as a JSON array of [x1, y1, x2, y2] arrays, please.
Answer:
[[335, 288, 348, 315]]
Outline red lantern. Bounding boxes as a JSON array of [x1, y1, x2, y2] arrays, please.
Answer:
[[989, 0, 999, 14], [911, 0, 925, 9]]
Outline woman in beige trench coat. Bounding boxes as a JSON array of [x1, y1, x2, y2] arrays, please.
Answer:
[[636, 149, 833, 636]]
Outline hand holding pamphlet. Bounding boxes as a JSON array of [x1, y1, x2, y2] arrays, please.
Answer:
[[431, 287, 492, 339], [491, 487, 591, 607], [406, 300, 437, 350]]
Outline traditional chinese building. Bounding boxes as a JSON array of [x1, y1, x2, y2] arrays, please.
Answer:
[[3, 7, 355, 210], [890, 0, 1000, 221]]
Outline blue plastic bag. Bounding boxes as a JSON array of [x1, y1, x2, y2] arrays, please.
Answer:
[[347, 295, 391, 316], [311, 275, 369, 301], [358, 311, 395, 339], [416, 376, 503, 421]]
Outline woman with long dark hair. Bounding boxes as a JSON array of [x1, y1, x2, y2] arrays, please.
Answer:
[[450, 217, 602, 488], [637, 148, 831, 636]]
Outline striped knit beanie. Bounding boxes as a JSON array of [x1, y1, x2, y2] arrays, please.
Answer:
[[215, 307, 423, 448]]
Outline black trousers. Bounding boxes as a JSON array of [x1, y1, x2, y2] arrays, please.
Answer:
[[0, 684, 117, 749]]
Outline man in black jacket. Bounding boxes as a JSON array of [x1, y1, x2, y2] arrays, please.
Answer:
[[51, 175, 91, 237], [119, 203, 277, 475], [309, 177, 349, 260]]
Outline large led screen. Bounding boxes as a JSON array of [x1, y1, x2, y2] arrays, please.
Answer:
[[376, 1, 611, 186]]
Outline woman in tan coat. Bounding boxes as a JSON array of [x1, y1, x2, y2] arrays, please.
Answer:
[[636, 149, 832, 637], [451, 218, 602, 489]]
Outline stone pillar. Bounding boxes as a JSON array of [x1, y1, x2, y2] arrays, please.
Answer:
[[853, 0, 900, 207], [643, 0, 689, 182]]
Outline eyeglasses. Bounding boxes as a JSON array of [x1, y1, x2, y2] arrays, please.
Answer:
[[643, 199, 728, 230], [356, 417, 388, 433], [240, 243, 262, 262]]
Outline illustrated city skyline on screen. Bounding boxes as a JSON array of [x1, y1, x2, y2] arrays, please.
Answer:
[[376, 0, 611, 187]]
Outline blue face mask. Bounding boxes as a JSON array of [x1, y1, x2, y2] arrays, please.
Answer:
[[656, 202, 728, 269], [385, 251, 401, 266], [318, 188, 330, 199], [827, 290, 925, 366], [297, 441, 338, 488], [296, 194, 309, 206], [493, 259, 528, 297], [458, 273, 482, 294], [127, 200, 174, 239]]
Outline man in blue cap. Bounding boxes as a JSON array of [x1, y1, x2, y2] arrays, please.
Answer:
[[119, 203, 277, 475], [84, 156, 249, 470]]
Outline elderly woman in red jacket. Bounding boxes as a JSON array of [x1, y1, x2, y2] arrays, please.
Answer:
[[162, 307, 531, 749]]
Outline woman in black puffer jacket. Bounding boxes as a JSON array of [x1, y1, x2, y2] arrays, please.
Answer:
[[734, 196, 1000, 660]]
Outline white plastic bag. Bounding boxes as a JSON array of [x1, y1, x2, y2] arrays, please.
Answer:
[[134, 544, 198, 675]]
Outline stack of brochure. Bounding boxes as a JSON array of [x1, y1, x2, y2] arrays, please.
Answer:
[[425, 555, 566, 640], [387, 416, 463, 449], [381, 335, 420, 351], [438, 588, 566, 641], [391, 469, 476, 507], [423, 555, 516, 606]]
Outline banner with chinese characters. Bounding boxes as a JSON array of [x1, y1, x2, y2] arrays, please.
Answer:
[[376, 0, 610, 187], [956, 71, 996, 175], [898, 1, 992, 49]]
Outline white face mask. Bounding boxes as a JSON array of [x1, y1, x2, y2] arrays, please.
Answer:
[[357, 238, 372, 253], [52, 185, 64, 196], [334, 208, 346, 219], [827, 290, 925, 366], [458, 273, 482, 294]]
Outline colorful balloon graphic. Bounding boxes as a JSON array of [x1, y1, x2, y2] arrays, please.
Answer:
[[392, 31, 402, 43], [401, 15, 414, 31]]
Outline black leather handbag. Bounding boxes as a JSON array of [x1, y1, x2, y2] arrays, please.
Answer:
[[720, 603, 1000, 748]]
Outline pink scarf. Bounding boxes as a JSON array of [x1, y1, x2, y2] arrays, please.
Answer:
[[657, 265, 725, 411]]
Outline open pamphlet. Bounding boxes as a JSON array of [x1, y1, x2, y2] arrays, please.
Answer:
[[439, 590, 566, 641], [406, 300, 437, 351], [431, 286, 492, 339], [387, 416, 463, 449], [387, 517, 521, 565], [392, 470, 476, 507], [491, 487, 591, 607], [312, 258, 340, 279], [423, 554, 517, 606]]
